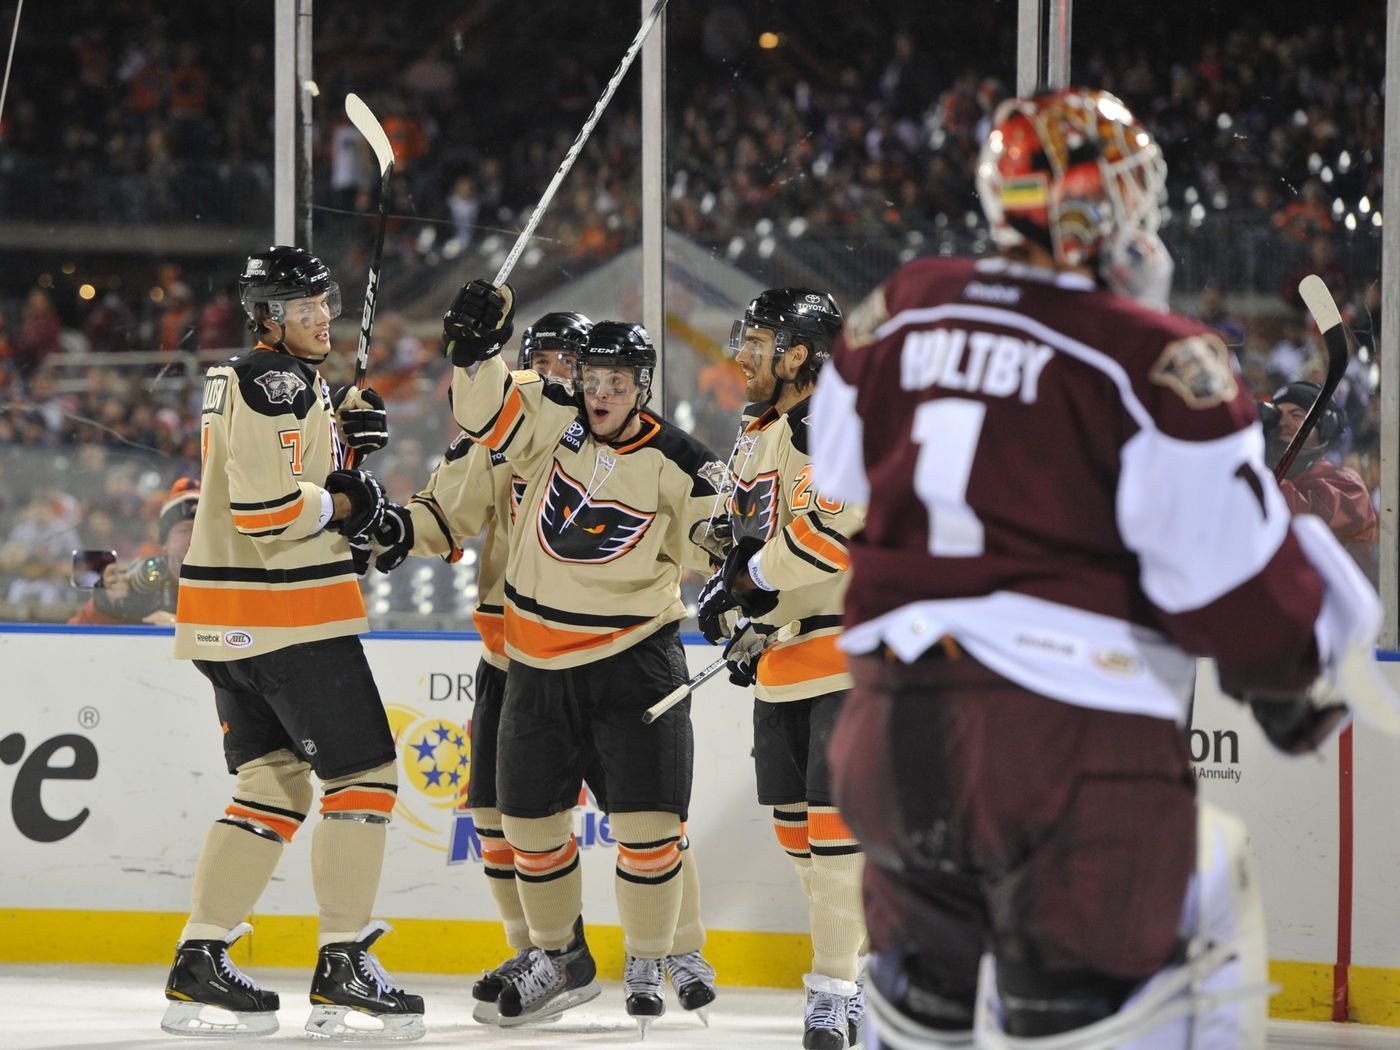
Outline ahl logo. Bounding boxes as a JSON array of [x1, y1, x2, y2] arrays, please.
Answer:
[[225, 631, 253, 649], [255, 370, 308, 405], [302, 738, 318, 757], [695, 459, 732, 497]]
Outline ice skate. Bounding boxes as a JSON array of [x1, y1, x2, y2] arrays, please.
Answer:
[[664, 950, 717, 1025], [624, 954, 666, 1039], [161, 922, 280, 1037], [470, 945, 536, 1024], [496, 918, 601, 1027], [803, 972, 859, 1050], [305, 920, 425, 1041], [847, 971, 865, 1048]]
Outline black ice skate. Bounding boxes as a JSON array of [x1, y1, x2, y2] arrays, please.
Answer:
[[305, 920, 425, 1041], [470, 945, 536, 1025], [496, 917, 601, 1027], [803, 972, 860, 1050], [624, 954, 667, 1039], [161, 922, 280, 1037], [664, 950, 717, 1025]]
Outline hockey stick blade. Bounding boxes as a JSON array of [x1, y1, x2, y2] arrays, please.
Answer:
[[342, 93, 395, 469], [1276, 275, 1350, 480], [642, 620, 799, 724]]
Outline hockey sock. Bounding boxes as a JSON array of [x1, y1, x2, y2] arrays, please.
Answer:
[[474, 806, 530, 950], [671, 827, 707, 956], [502, 811, 581, 950], [182, 821, 284, 941], [809, 804, 866, 982], [312, 762, 396, 946], [611, 811, 684, 958], [773, 802, 815, 902]]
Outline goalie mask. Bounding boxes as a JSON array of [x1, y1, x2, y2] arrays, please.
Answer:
[[729, 288, 843, 403], [975, 87, 1173, 309], [520, 311, 592, 392], [239, 246, 343, 331]]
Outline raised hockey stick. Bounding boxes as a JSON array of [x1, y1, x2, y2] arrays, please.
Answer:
[[642, 620, 799, 724], [345, 93, 395, 392], [1276, 275, 1351, 481], [493, 0, 668, 286]]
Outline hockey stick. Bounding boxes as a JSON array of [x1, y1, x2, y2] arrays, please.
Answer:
[[642, 620, 799, 724], [345, 93, 395, 390], [1276, 275, 1350, 481], [493, 0, 668, 286]]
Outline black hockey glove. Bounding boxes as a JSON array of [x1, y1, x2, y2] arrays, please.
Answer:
[[324, 468, 387, 538], [722, 535, 780, 619], [372, 502, 415, 573], [689, 515, 734, 569], [332, 385, 389, 459], [696, 568, 739, 645], [443, 279, 515, 367], [1220, 668, 1351, 756], [723, 624, 766, 688], [348, 532, 372, 577]]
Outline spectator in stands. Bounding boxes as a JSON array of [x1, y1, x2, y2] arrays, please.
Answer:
[[14, 289, 64, 378], [1271, 176, 1335, 243], [83, 293, 139, 355]]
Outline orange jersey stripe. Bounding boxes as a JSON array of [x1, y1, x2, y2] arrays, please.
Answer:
[[504, 605, 644, 662], [474, 608, 506, 659], [179, 579, 365, 629], [479, 383, 524, 449], [515, 838, 578, 875], [320, 789, 396, 816], [757, 632, 847, 688], [231, 496, 305, 532], [790, 514, 850, 570], [773, 822, 810, 853], [225, 804, 301, 842], [808, 808, 856, 843]]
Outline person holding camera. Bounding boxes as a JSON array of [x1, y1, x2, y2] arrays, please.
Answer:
[[68, 477, 200, 627]]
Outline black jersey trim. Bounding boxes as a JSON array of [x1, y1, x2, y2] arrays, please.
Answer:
[[229, 489, 303, 511], [504, 582, 651, 629], [180, 560, 358, 584]]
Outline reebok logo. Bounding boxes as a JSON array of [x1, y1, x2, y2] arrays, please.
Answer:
[[195, 631, 223, 646]]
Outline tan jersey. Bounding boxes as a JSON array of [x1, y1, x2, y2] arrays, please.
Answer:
[[402, 432, 521, 670], [175, 344, 366, 661], [451, 356, 726, 669], [728, 397, 865, 702]]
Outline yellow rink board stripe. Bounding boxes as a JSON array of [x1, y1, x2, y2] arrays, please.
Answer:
[[4, 910, 1398, 1027]]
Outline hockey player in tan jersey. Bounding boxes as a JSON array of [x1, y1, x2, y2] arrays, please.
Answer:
[[435, 280, 727, 1036], [368, 312, 719, 1026], [162, 246, 423, 1041], [696, 289, 868, 1050]]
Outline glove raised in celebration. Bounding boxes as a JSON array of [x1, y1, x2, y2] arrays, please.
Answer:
[[324, 468, 386, 538], [332, 385, 389, 458], [443, 279, 516, 367], [372, 503, 416, 573]]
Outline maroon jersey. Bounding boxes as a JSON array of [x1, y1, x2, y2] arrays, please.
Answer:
[[1280, 458, 1378, 577], [812, 256, 1326, 720]]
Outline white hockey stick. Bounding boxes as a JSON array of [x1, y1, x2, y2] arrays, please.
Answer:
[[493, 0, 668, 286], [1280, 275, 1351, 480], [344, 93, 395, 395], [0, 0, 23, 130], [642, 620, 800, 724]]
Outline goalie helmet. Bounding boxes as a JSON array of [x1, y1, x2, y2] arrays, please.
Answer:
[[730, 288, 843, 401], [238, 245, 342, 327], [519, 311, 593, 369], [576, 320, 656, 405], [975, 87, 1171, 306]]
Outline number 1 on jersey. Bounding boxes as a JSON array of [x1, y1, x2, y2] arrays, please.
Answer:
[[912, 398, 986, 556]]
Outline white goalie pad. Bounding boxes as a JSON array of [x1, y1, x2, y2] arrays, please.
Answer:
[[1291, 514, 1400, 735], [974, 803, 1270, 1050]]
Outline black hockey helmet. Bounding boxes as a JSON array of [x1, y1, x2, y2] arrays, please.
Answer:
[[731, 288, 843, 387], [1272, 380, 1341, 448], [576, 320, 656, 405], [519, 311, 593, 370], [238, 245, 342, 329]]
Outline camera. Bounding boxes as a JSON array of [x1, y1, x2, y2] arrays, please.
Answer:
[[123, 554, 171, 593]]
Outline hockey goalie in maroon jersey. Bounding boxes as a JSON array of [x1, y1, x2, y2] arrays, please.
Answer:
[[810, 87, 1399, 1049]]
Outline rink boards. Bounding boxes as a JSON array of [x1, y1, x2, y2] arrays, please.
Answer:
[[2, 627, 1400, 1028]]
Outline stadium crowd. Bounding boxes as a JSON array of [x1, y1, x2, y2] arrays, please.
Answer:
[[0, 0, 1384, 619]]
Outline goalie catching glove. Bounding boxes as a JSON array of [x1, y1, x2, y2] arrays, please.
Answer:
[[370, 503, 415, 573], [1221, 675, 1351, 756], [324, 468, 386, 538], [443, 279, 516, 366], [331, 385, 388, 458], [696, 535, 779, 645]]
